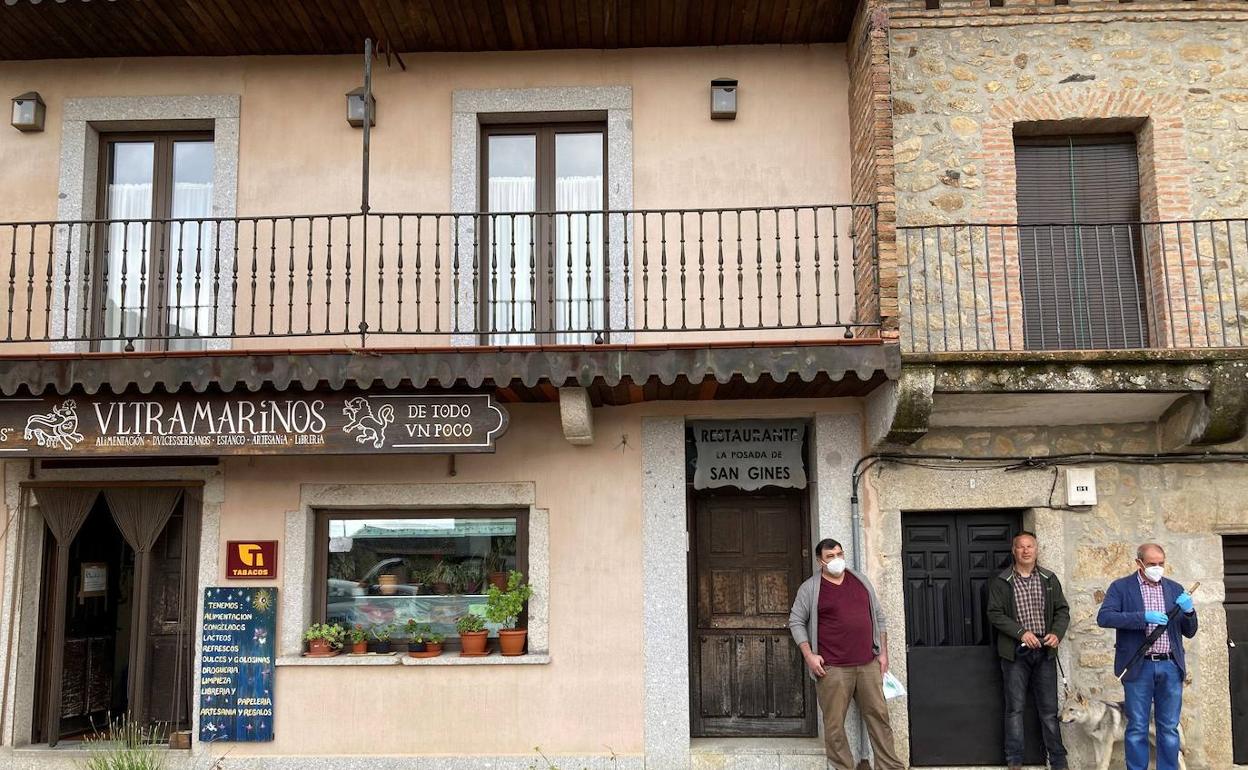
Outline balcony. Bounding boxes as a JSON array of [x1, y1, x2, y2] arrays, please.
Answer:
[[0, 205, 894, 401], [2, 205, 877, 349], [900, 219, 1248, 354]]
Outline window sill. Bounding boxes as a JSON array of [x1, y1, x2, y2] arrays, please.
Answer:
[[276, 653, 550, 667]]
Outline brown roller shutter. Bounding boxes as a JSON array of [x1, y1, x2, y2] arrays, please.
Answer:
[[1015, 135, 1148, 349]]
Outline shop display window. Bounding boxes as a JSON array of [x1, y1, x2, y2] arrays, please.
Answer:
[[314, 511, 526, 645]]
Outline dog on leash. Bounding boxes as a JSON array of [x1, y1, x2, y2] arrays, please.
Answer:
[[1059, 690, 1186, 770]]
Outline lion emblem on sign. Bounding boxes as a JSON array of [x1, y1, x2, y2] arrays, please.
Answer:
[[24, 399, 85, 451], [342, 396, 394, 449]]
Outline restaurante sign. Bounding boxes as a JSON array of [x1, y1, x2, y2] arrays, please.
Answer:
[[691, 419, 807, 491], [0, 392, 509, 457]]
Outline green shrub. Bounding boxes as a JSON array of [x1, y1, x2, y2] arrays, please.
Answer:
[[80, 715, 166, 770], [485, 570, 532, 629], [455, 614, 485, 634]]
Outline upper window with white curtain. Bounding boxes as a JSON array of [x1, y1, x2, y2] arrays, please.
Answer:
[[482, 123, 605, 345], [97, 132, 214, 352]]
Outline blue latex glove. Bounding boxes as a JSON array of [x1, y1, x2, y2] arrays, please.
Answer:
[[1145, 610, 1169, 626], [1175, 592, 1194, 614]]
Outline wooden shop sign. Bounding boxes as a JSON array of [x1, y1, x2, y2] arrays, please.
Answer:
[[0, 392, 509, 457]]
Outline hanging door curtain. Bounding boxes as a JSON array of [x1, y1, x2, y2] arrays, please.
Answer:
[[29, 486, 100, 747], [104, 486, 184, 725]]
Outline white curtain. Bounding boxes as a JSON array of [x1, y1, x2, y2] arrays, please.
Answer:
[[102, 181, 213, 349], [487, 177, 536, 345], [103, 182, 153, 347], [167, 182, 215, 345], [554, 177, 604, 344]]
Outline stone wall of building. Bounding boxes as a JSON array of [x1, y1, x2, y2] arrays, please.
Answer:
[[883, 4, 1248, 350], [866, 421, 1248, 769]]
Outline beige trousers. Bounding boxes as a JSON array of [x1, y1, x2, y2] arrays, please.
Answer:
[[814, 661, 905, 770]]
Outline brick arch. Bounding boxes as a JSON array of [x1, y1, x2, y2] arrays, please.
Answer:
[[977, 88, 1195, 224], [969, 88, 1203, 350]]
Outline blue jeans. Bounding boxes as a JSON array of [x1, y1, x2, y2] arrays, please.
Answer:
[[1123, 658, 1183, 770], [1001, 647, 1067, 769]]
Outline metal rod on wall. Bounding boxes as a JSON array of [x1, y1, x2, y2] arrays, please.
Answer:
[[359, 38, 373, 346]]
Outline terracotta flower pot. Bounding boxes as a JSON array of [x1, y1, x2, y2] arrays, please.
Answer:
[[459, 630, 488, 656], [351, 641, 368, 654], [408, 640, 426, 653], [308, 638, 334, 655], [488, 572, 508, 591], [379, 574, 398, 595], [498, 628, 527, 656], [425, 641, 443, 655]]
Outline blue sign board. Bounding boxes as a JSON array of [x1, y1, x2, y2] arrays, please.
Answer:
[[199, 587, 276, 742]]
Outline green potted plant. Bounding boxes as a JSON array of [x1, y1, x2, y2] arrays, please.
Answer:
[[485, 549, 508, 590], [368, 622, 396, 654], [404, 619, 429, 654], [422, 629, 445, 656], [348, 624, 368, 655], [485, 570, 533, 656], [428, 561, 456, 594], [456, 561, 484, 594], [304, 622, 344, 656], [406, 562, 430, 595], [455, 613, 488, 656]]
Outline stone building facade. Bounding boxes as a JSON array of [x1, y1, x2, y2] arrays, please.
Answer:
[[857, 1, 1248, 769]]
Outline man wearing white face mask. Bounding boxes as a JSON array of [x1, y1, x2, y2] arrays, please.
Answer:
[[788, 538, 903, 770], [1096, 543, 1198, 770]]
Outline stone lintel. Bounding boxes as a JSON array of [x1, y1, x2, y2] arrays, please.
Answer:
[[558, 387, 594, 445], [926, 359, 1223, 395]]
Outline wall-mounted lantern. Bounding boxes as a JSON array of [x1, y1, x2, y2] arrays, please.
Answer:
[[11, 92, 46, 132], [710, 78, 737, 120], [346, 86, 375, 128]]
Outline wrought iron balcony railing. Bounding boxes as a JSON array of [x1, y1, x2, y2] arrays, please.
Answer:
[[900, 219, 1248, 353], [0, 205, 878, 351]]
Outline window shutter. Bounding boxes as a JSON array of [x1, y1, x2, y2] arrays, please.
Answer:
[[1015, 136, 1146, 349]]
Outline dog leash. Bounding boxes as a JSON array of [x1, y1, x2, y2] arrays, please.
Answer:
[[1056, 650, 1070, 701]]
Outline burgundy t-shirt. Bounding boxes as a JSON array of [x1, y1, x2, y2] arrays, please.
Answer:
[[816, 572, 876, 667]]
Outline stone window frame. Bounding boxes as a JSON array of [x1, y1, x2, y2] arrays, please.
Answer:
[[50, 95, 241, 352], [279, 482, 550, 663], [449, 86, 634, 345], [976, 88, 1196, 349]]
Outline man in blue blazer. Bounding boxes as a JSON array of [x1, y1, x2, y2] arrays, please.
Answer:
[[1096, 543, 1197, 770]]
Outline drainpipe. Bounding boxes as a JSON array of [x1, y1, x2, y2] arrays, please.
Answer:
[[850, 465, 870, 768]]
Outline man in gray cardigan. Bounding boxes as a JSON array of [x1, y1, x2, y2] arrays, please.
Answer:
[[789, 538, 903, 770]]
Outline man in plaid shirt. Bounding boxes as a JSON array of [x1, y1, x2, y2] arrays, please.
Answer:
[[1097, 543, 1198, 770], [986, 532, 1070, 770]]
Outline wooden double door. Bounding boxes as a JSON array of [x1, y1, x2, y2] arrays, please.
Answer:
[[690, 493, 815, 737]]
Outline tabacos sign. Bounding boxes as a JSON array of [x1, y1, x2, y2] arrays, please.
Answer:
[[226, 541, 278, 579], [0, 392, 509, 457]]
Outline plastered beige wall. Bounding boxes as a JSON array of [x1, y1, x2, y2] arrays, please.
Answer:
[[0, 47, 856, 350], [0, 46, 850, 218], [210, 397, 860, 757]]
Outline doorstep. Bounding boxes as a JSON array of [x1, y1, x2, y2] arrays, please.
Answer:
[[690, 737, 825, 770]]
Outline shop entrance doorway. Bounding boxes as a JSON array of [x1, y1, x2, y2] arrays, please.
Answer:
[[902, 510, 1045, 766], [29, 484, 199, 746], [688, 492, 815, 737]]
